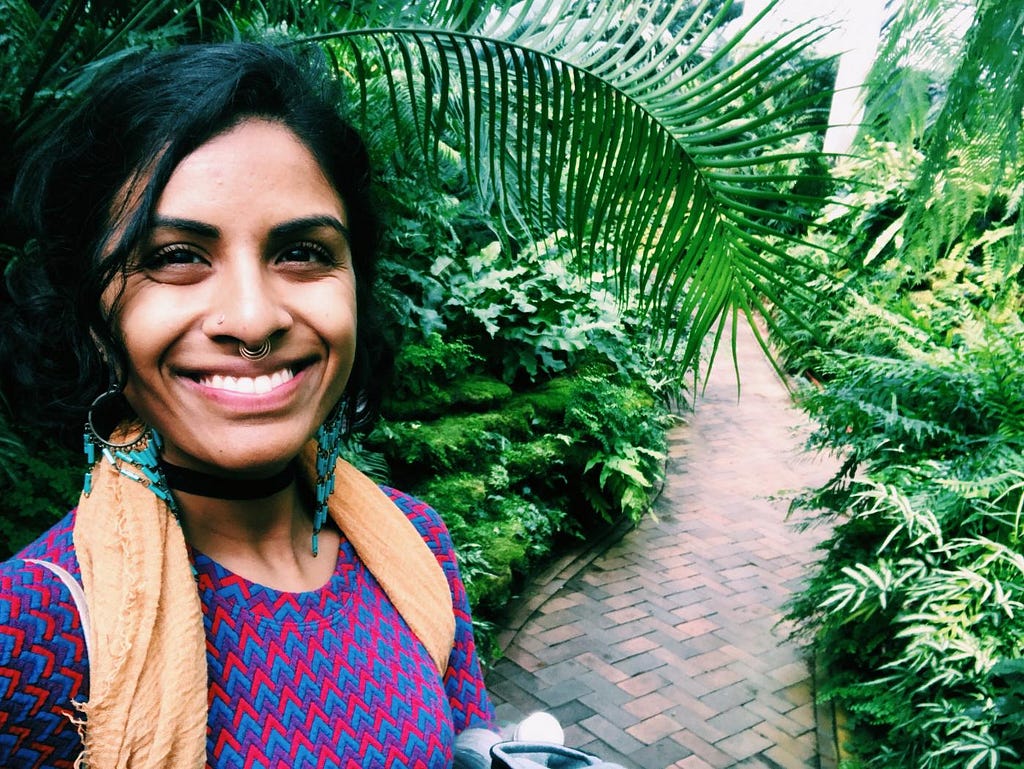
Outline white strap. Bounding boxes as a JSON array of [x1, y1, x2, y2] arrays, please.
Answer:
[[24, 558, 93, 666]]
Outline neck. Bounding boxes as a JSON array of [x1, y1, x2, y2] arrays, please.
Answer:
[[177, 483, 301, 549], [174, 482, 340, 592], [159, 459, 296, 500]]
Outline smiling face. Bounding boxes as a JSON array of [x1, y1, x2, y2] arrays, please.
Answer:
[[105, 119, 357, 476]]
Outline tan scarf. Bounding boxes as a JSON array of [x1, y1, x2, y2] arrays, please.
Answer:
[[71, 431, 455, 769]]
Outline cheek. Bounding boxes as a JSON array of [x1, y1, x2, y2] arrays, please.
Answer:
[[115, 294, 191, 384], [321, 289, 358, 389], [329, 308, 358, 381], [319, 282, 358, 345]]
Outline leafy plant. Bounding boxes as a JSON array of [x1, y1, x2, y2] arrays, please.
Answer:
[[438, 234, 631, 383], [781, 1, 1024, 757], [565, 374, 679, 522], [297, 0, 837, 365], [0, 433, 81, 559]]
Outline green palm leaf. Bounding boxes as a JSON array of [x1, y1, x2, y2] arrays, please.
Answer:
[[297, 0, 835, 370], [1, 0, 199, 190]]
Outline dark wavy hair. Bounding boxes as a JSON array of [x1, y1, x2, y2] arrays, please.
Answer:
[[2, 42, 392, 443]]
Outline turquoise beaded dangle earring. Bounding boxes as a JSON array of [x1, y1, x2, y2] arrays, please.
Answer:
[[83, 386, 181, 520], [311, 408, 345, 557]]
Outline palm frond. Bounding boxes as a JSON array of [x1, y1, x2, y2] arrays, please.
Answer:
[[295, 0, 836, 370], [2, 0, 200, 171]]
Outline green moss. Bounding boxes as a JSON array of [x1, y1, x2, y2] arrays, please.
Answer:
[[384, 335, 482, 420], [385, 374, 512, 421], [513, 375, 575, 424], [413, 472, 488, 524], [488, 519, 528, 569], [503, 435, 568, 482], [383, 388, 453, 420], [572, 351, 620, 378], [460, 518, 528, 609], [392, 335, 478, 396], [378, 405, 536, 471], [447, 374, 513, 410]]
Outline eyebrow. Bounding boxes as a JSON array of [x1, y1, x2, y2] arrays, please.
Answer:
[[271, 216, 352, 243], [150, 215, 352, 243]]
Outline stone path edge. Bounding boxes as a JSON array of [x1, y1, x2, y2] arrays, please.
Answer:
[[494, 514, 637, 654]]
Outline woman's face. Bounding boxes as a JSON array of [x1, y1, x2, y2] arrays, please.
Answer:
[[105, 119, 357, 475]]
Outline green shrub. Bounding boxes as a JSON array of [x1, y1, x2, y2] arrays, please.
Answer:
[[438, 235, 631, 384], [775, 52, 1024, 757], [565, 374, 677, 523], [786, 298, 1024, 768], [0, 435, 82, 560]]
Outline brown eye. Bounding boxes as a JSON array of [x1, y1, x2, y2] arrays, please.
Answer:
[[276, 241, 337, 266], [144, 245, 206, 269]]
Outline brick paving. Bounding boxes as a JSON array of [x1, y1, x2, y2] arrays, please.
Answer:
[[485, 321, 839, 768]]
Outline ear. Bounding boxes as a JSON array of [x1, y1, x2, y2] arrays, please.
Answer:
[[89, 329, 123, 386], [89, 329, 109, 364]]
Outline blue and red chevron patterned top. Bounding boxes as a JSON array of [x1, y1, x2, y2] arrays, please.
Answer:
[[0, 488, 496, 768]]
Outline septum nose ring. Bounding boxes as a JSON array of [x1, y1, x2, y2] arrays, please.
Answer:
[[239, 338, 272, 361]]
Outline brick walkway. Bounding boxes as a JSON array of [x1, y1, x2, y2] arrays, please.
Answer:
[[484, 321, 839, 768]]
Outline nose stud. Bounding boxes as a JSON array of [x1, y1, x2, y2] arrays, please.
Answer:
[[239, 338, 272, 361]]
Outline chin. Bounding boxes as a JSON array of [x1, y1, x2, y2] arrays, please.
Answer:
[[162, 432, 313, 478]]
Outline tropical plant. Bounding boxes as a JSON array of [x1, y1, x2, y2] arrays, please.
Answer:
[[789, 321, 1024, 768], [858, 0, 1023, 277], [295, 0, 836, 366], [779, 1, 1024, 765]]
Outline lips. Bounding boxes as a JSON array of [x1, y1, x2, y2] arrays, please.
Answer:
[[198, 367, 295, 394]]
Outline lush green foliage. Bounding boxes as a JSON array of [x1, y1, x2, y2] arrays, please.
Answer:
[[780, 2, 1024, 765], [789, 320, 1024, 767], [0, 0, 838, 665], [367, 169, 683, 647], [0, 428, 81, 556], [294, 0, 836, 365]]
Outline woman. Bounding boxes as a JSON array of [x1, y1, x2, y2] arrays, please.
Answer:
[[0, 43, 496, 768]]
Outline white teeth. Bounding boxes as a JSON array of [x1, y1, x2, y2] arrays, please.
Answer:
[[199, 368, 294, 393]]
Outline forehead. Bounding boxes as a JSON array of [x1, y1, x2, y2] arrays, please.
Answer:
[[155, 119, 345, 219]]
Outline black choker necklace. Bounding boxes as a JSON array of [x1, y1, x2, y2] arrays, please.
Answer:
[[158, 460, 296, 500]]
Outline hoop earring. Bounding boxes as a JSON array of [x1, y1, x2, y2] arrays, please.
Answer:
[[311, 405, 345, 557], [86, 388, 146, 453], [83, 387, 180, 518], [239, 338, 271, 361]]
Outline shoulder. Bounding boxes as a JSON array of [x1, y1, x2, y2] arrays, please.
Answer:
[[1, 510, 83, 640], [381, 487, 454, 556], [2, 510, 81, 598], [0, 511, 89, 764], [1, 509, 84, 651], [382, 490, 497, 730], [8, 510, 80, 573], [380, 487, 464, 586]]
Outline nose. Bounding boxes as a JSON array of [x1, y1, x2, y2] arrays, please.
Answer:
[[204, 258, 292, 346]]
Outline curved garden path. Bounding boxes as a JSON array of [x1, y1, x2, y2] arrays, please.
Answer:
[[485, 321, 840, 768]]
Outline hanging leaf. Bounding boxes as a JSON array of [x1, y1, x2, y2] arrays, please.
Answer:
[[292, 0, 837, 371]]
